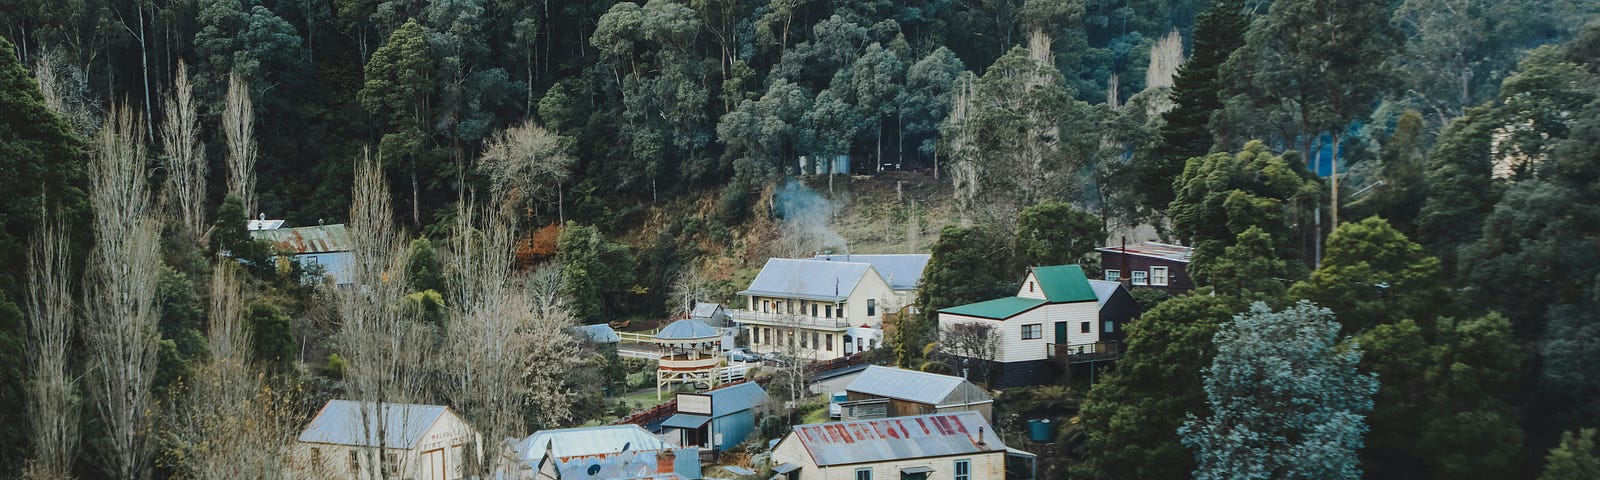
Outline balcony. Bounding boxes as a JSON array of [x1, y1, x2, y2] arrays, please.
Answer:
[[1046, 341, 1122, 364], [728, 309, 852, 331], [659, 354, 722, 371]]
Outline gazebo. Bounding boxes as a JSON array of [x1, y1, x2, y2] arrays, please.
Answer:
[[649, 318, 725, 399]]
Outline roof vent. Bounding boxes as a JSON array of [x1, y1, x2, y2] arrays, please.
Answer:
[[258, 212, 266, 221]]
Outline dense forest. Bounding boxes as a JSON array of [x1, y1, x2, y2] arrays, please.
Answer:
[[3, 0, 1600, 478]]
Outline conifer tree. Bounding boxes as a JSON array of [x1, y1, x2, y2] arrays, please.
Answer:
[[1146, 0, 1248, 213]]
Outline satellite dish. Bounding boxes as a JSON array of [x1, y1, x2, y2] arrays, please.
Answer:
[[621, 442, 631, 452], [587, 464, 602, 476]]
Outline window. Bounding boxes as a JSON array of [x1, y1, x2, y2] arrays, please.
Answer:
[[762, 300, 771, 313], [826, 305, 833, 318], [384, 453, 400, 477], [763, 327, 771, 345], [1028, 281, 1035, 292], [1104, 321, 1115, 333], [787, 301, 794, 314], [1151, 266, 1170, 286], [349, 451, 360, 473], [811, 332, 820, 350], [1081, 322, 1091, 334], [310, 448, 322, 468], [812, 304, 818, 317], [867, 299, 877, 316], [801, 331, 809, 348], [1131, 270, 1149, 285], [1104, 269, 1121, 282], [955, 459, 971, 480], [856, 467, 874, 480], [825, 334, 834, 351], [1022, 324, 1042, 340]]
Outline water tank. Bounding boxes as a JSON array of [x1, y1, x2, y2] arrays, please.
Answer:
[[1027, 419, 1055, 443]]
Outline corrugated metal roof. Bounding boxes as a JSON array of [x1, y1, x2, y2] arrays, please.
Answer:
[[690, 303, 724, 319], [546, 447, 700, 480], [846, 366, 991, 407], [247, 219, 285, 230], [575, 324, 622, 343], [787, 411, 1006, 466], [813, 254, 931, 291], [249, 224, 352, 254], [1031, 265, 1098, 302], [705, 382, 767, 417], [515, 424, 673, 461], [737, 258, 872, 302], [661, 414, 711, 429], [654, 319, 720, 341], [1096, 241, 1192, 263], [938, 297, 1047, 320], [297, 400, 449, 448], [1087, 280, 1122, 307]]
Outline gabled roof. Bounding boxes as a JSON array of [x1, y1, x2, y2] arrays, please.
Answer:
[[250, 224, 352, 254], [514, 424, 673, 461], [1030, 265, 1098, 303], [704, 382, 768, 417], [813, 254, 931, 290], [574, 324, 621, 343], [1097, 241, 1192, 263], [738, 258, 874, 302], [298, 400, 451, 448], [689, 303, 724, 319], [1087, 280, 1123, 307], [938, 297, 1047, 320], [846, 366, 992, 407], [786, 411, 1006, 466]]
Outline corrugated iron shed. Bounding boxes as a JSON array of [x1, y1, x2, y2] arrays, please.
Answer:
[[297, 400, 449, 448], [846, 366, 991, 407], [249, 224, 352, 254], [787, 411, 1006, 466], [704, 382, 768, 417]]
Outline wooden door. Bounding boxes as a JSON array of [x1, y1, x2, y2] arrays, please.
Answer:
[[1054, 322, 1067, 345], [422, 448, 445, 480]]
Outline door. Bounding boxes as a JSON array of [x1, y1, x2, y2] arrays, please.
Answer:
[[422, 449, 446, 480], [1054, 322, 1068, 345]]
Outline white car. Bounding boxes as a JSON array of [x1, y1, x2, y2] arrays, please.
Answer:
[[828, 392, 848, 419], [724, 347, 762, 363]]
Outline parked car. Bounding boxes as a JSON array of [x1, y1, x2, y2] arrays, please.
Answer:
[[724, 347, 762, 363], [828, 392, 848, 419]]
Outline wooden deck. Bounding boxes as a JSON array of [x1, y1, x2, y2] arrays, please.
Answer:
[[1046, 341, 1122, 364]]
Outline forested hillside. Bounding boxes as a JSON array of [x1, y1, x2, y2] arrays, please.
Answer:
[[3, 0, 1600, 478]]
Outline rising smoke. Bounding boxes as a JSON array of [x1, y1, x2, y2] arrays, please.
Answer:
[[773, 180, 848, 257]]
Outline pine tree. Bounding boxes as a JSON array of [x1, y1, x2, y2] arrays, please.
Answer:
[[1146, 0, 1248, 212]]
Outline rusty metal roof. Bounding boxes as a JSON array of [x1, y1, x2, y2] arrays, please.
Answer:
[[787, 411, 1007, 466], [1096, 241, 1192, 263], [249, 224, 352, 254]]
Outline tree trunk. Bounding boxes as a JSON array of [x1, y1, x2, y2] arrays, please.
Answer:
[[412, 172, 421, 227], [1330, 131, 1341, 227], [138, 8, 154, 144]]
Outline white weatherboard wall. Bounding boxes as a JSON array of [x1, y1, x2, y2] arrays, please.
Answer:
[[771, 432, 1006, 480], [940, 301, 1099, 363], [295, 410, 479, 480]]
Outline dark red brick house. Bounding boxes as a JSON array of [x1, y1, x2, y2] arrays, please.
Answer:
[[1096, 241, 1194, 294]]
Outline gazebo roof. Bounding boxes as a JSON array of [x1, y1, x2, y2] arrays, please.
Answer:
[[652, 319, 720, 342]]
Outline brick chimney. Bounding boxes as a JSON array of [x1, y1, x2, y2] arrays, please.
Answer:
[[656, 448, 676, 475]]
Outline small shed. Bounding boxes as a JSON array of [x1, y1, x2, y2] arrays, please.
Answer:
[[662, 382, 768, 452], [688, 303, 728, 328], [844, 366, 994, 424], [249, 224, 354, 285], [505, 424, 701, 480], [295, 400, 480, 480], [574, 324, 622, 344], [770, 411, 1030, 480]]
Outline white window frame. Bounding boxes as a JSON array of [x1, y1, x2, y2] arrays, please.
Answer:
[[856, 467, 873, 480], [1151, 266, 1170, 286], [1131, 270, 1149, 286], [1104, 269, 1120, 282], [1022, 324, 1042, 340], [955, 459, 971, 480]]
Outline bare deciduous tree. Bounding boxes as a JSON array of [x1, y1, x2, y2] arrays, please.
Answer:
[[519, 263, 584, 429], [338, 149, 434, 480], [162, 261, 304, 478], [938, 322, 1001, 386], [476, 121, 574, 223], [160, 60, 207, 240], [32, 47, 101, 138], [667, 267, 714, 320], [84, 104, 162, 480], [223, 72, 257, 214], [23, 221, 79, 480]]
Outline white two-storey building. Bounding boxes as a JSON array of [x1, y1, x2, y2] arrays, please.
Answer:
[[733, 255, 929, 361], [937, 265, 1127, 388]]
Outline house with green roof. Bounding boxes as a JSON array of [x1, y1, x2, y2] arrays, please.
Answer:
[[938, 265, 1137, 388]]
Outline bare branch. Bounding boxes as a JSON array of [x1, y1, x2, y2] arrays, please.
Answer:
[[23, 219, 79, 480], [160, 60, 208, 240], [223, 72, 257, 214]]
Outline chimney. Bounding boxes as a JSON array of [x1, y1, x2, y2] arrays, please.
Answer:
[[657, 448, 677, 474], [259, 212, 266, 221], [977, 426, 987, 446]]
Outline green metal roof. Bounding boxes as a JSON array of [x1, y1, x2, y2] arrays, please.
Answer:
[[938, 297, 1047, 320], [1031, 265, 1098, 302]]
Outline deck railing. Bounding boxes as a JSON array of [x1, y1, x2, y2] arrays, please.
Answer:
[[1046, 341, 1122, 363], [727, 310, 852, 330]]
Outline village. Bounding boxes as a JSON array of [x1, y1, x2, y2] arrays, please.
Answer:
[[268, 216, 1189, 480]]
